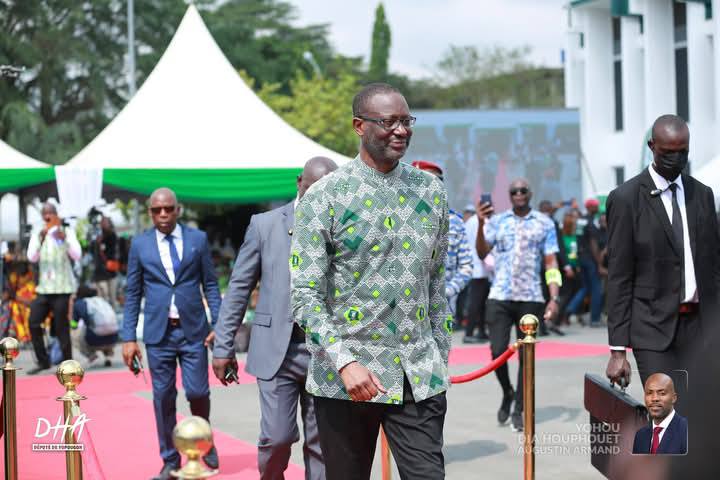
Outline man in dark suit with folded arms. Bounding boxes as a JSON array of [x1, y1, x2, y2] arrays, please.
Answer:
[[121, 187, 222, 480], [633, 373, 687, 455], [605, 115, 720, 401], [212, 156, 337, 480]]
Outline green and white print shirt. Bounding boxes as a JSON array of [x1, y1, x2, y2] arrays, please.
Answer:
[[27, 225, 82, 294], [290, 156, 452, 404]]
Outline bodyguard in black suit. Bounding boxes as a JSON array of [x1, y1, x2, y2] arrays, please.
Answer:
[[605, 115, 720, 394], [632, 373, 687, 455]]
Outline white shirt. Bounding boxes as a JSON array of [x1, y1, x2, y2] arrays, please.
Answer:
[[463, 215, 493, 279], [647, 166, 698, 303], [650, 408, 675, 450], [155, 225, 183, 319]]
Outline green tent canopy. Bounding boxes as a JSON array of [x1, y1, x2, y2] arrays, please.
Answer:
[[0, 140, 55, 194], [103, 168, 301, 203], [63, 5, 350, 205]]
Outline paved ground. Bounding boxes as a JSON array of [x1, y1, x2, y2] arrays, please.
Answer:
[[13, 322, 647, 479]]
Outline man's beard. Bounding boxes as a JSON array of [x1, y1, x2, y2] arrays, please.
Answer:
[[364, 135, 410, 163]]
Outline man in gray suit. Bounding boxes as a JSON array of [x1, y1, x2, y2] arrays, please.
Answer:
[[212, 156, 338, 479]]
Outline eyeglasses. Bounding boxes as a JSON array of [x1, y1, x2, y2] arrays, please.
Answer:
[[510, 187, 530, 196], [356, 115, 416, 130], [150, 205, 176, 215]]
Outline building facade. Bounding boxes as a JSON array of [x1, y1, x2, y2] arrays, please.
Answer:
[[564, 0, 717, 196]]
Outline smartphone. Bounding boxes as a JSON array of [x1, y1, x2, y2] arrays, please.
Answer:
[[224, 363, 239, 384], [562, 199, 572, 207], [480, 193, 492, 206], [131, 355, 143, 375]]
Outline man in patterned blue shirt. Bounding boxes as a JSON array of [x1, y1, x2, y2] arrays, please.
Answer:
[[411, 161, 473, 317], [474, 179, 561, 432]]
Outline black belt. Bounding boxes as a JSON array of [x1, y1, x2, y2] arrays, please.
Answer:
[[168, 317, 181, 327], [290, 323, 306, 343]]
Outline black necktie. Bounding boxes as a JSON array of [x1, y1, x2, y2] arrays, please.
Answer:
[[669, 183, 685, 299]]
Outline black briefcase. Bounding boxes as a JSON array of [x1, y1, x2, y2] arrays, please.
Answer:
[[584, 373, 648, 479]]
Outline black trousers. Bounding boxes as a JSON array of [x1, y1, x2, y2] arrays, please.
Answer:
[[313, 377, 446, 480], [632, 310, 699, 417], [464, 278, 490, 337], [486, 300, 544, 411], [29, 293, 72, 367]]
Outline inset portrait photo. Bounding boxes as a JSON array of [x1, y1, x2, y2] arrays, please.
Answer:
[[632, 371, 688, 455]]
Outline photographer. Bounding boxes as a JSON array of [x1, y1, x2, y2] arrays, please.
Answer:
[[26, 202, 82, 375], [70, 285, 118, 367], [91, 215, 119, 310]]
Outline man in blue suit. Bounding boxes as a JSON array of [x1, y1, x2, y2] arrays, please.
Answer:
[[121, 187, 222, 480], [633, 373, 688, 455]]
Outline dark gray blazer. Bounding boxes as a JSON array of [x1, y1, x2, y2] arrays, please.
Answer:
[[213, 201, 295, 380]]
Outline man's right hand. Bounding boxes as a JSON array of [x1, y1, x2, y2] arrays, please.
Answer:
[[606, 350, 632, 388], [211, 357, 237, 386], [339, 361, 387, 402], [122, 342, 142, 371], [476, 201, 494, 225]]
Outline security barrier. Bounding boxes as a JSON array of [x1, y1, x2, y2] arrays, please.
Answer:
[[380, 314, 539, 480], [1, 337, 19, 480]]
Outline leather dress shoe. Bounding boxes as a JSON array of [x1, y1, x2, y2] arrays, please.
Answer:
[[203, 446, 219, 469], [497, 388, 515, 425], [151, 462, 178, 480]]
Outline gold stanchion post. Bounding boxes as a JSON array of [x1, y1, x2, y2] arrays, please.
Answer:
[[56, 360, 86, 480], [380, 427, 392, 480], [519, 314, 538, 480], [171, 416, 218, 479], [1, 338, 20, 480]]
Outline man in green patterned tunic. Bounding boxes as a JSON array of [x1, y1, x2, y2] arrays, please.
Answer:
[[290, 83, 452, 479]]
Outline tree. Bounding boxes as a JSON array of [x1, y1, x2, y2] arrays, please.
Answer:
[[0, 0, 128, 163], [251, 70, 360, 157], [428, 44, 565, 109], [367, 3, 391, 82], [0, 0, 348, 163]]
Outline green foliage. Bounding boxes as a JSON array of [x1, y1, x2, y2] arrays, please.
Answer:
[[429, 44, 564, 109], [0, 0, 128, 163], [251, 71, 360, 157], [0, 0, 346, 162], [368, 3, 391, 82]]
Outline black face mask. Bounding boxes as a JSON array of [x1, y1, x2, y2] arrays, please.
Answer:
[[654, 150, 688, 181]]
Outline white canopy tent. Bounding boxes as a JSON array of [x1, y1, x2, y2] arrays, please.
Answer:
[[0, 140, 56, 238], [63, 4, 351, 205]]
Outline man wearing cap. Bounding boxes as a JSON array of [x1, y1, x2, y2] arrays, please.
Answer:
[[411, 160, 473, 320], [566, 198, 604, 327]]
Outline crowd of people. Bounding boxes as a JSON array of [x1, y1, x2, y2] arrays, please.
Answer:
[[2, 83, 716, 479]]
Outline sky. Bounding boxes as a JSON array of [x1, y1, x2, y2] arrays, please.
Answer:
[[290, 0, 570, 79]]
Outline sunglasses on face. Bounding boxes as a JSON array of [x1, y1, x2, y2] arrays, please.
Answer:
[[510, 187, 530, 196], [150, 205, 176, 215]]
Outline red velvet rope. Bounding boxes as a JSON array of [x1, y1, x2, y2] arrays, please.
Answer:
[[450, 344, 518, 384]]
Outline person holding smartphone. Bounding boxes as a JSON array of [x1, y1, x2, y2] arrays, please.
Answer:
[[474, 179, 561, 432], [26, 202, 82, 375], [121, 188, 221, 480]]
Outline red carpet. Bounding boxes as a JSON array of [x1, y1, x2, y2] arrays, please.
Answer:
[[448, 340, 609, 365], [1, 340, 604, 479], [2, 370, 303, 480]]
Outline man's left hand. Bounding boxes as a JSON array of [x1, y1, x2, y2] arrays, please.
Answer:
[[544, 300, 559, 321], [204, 331, 215, 347]]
